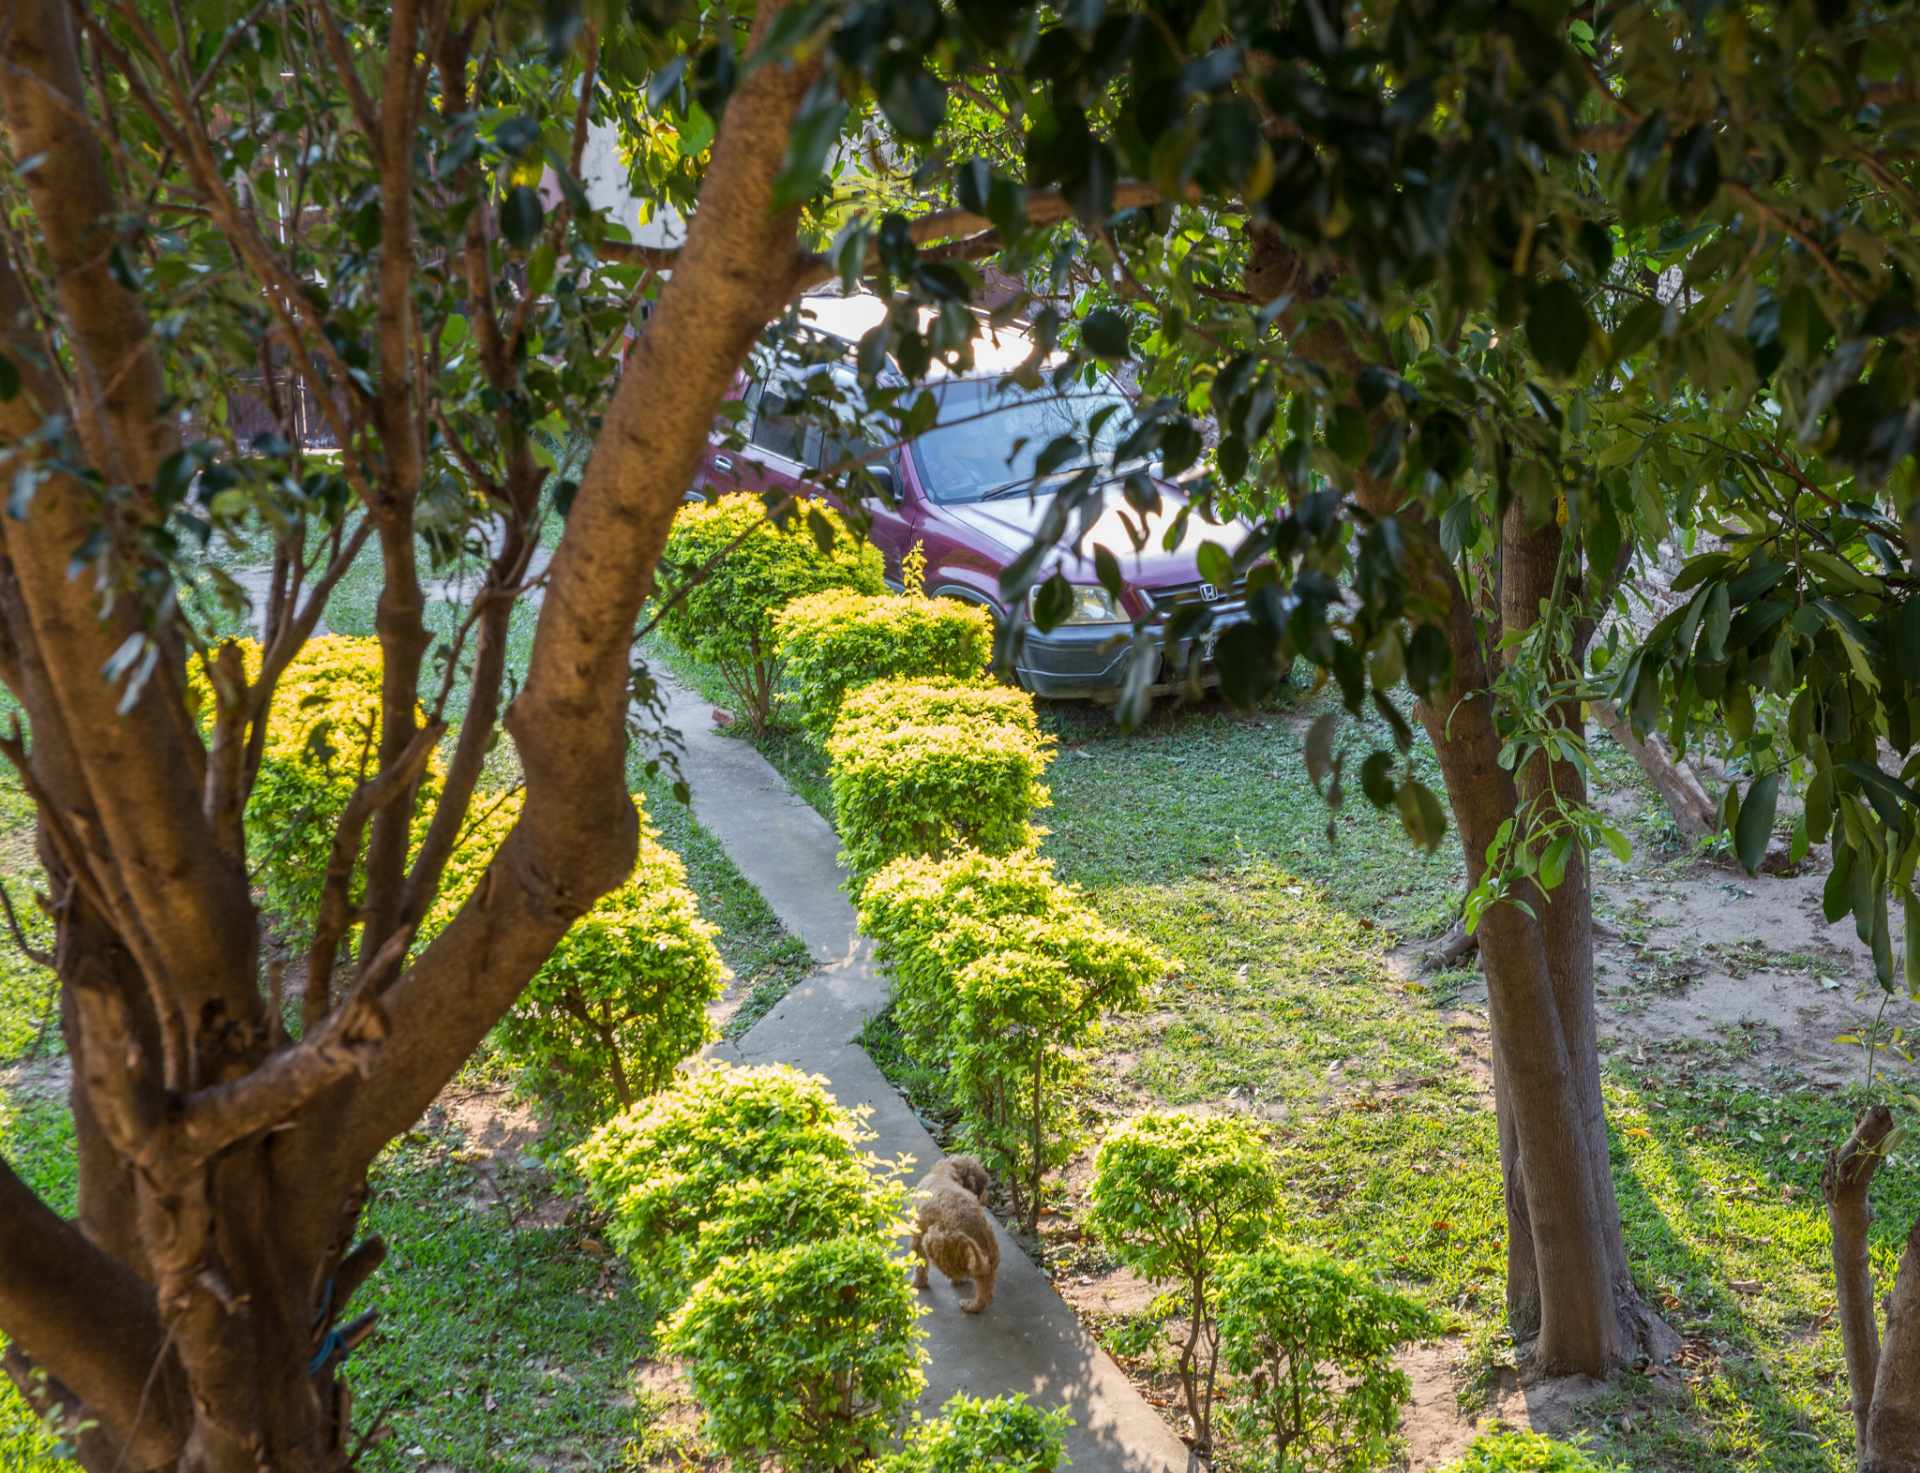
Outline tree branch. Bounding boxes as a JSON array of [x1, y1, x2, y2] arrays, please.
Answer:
[[0, 1151, 190, 1466], [303, 718, 445, 1032]]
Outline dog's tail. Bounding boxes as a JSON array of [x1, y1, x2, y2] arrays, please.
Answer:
[[927, 1226, 992, 1281]]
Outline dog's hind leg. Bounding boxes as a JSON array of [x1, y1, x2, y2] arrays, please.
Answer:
[[909, 1232, 930, 1289], [961, 1253, 995, 1313]]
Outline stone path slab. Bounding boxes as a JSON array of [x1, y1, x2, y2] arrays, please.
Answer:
[[661, 675, 1191, 1473]]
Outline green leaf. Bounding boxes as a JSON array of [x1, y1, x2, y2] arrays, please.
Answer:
[[1904, 887, 1920, 996], [1081, 309, 1131, 361], [1733, 772, 1779, 876], [1032, 574, 1073, 631], [773, 96, 849, 210], [1196, 541, 1234, 588], [500, 185, 544, 249], [1405, 623, 1451, 699], [1666, 124, 1722, 213], [1394, 779, 1448, 852], [1538, 832, 1574, 890], [1699, 582, 1731, 661], [1526, 280, 1591, 379], [1326, 405, 1368, 464]]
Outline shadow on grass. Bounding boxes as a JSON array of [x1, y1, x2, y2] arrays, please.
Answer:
[[1594, 1074, 1906, 1473]]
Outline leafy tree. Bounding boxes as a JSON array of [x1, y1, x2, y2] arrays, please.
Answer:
[[5, 0, 1919, 1466], [883, 0, 1920, 1426], [1087, 1111, 1281, 1458]]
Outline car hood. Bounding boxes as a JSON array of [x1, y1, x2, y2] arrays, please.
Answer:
[[936, 477, 1244, 586]]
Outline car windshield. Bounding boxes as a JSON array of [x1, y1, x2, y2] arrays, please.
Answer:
[[912, 379, 1131, 504]]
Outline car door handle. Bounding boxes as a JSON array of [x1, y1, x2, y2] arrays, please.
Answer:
[[713, 455, 734, 472]]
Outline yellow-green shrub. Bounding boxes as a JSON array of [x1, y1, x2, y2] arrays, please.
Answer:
[[1086, 1111, 1282, 1455], [659, 1234, 925, 1473], [655, 495, 885, 734], [856, 847, 1164, 1069], [569, 1062, 873, 1308], [879, 1393, 1072, 1473], [1215, 1245, 1438, 1473], [422, 788, 725, 1132], [193, 637, 440, 941], [773, 590, 994, 740], [827, 678, 1053, 882]]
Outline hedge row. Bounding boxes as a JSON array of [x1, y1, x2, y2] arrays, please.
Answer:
[[572, 1062, 1068, 1471]]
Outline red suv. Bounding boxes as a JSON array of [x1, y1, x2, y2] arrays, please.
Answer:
[[693, 295, 1248, 700]]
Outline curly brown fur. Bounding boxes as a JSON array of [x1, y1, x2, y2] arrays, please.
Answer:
[[909, 1154, 999, 1313]]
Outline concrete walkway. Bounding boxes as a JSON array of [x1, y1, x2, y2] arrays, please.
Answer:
[[663, 675, 1191, 1472]]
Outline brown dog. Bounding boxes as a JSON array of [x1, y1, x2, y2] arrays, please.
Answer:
[[909, 1154, 1000, 1313]]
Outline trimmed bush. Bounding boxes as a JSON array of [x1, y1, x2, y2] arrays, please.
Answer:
[[857, 847, 1163, 1070], [1216, 1245, 1438, 1473], [828, 678, 1053, 883], [655, 495, 884, 735], [570, 1062, 870, 1307], [879, 1392, 1073, 1473], [773, 588, 994, 740], [660, 1235, 925, 1473], [194, 636, 439, 938], [688, 1153, 907, 1286], [423, 788, 726, 1132], [1441, 1432, 1616, 1472], [1087, 1111, 1281, 1456], [951, 946, 1139, 1233]]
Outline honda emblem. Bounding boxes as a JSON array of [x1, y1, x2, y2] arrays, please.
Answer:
[[1198, 582, 1219, 601]]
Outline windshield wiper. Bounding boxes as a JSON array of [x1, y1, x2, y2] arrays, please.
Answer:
[[975, 477, 1045, 502]]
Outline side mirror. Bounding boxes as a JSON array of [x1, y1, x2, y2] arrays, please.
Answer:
[[869, 462, 897, 502]]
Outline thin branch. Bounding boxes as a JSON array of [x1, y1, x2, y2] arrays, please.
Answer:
[[302, 719, 445, 1033], [0, 879, 51, 969]]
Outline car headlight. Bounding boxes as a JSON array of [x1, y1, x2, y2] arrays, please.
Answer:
[[1031, 582, 1125, 626]]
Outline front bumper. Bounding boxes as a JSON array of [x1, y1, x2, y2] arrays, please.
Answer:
[[1014, 621, 1234, 701]]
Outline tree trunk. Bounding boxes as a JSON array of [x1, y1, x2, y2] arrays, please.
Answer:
[[1409, 531, 1665, 1375], [1499, 510, 1677, 1366], [1591, 700, 1719, 842]]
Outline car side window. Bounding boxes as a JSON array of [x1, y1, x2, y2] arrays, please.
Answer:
[[749, 382, 808, 464]]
